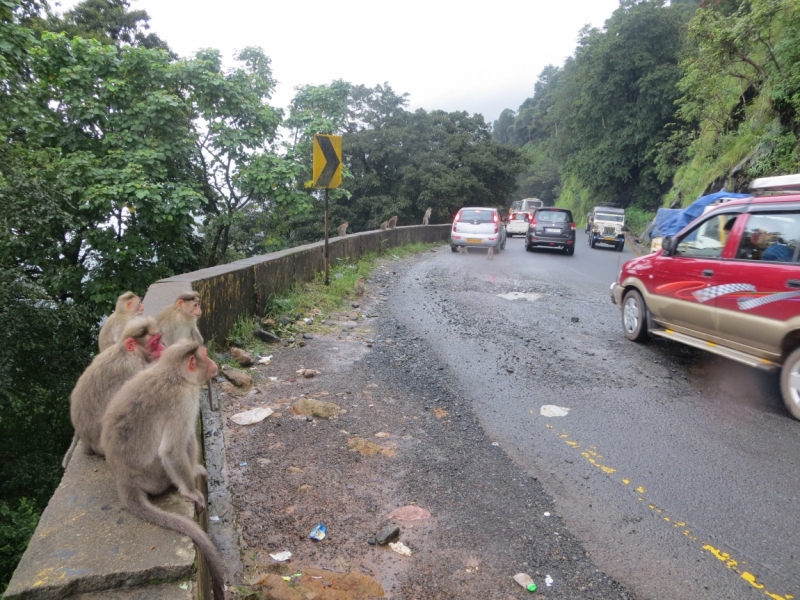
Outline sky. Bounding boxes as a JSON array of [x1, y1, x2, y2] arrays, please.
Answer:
[[57, 0, 621, 125]]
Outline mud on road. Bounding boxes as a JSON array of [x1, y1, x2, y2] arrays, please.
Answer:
[[208, 248, 634, 600]]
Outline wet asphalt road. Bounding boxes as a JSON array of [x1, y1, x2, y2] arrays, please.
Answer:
[[385, 235, 800, 600]]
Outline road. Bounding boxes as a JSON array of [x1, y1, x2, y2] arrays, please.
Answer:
[[384, 234, 800, 600]]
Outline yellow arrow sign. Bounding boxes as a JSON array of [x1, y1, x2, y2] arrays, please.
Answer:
[[312, 134, 342, 189]]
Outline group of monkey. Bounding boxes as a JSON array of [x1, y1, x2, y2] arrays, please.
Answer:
[[335, 207, 433, 237], [63, 291, 227, 599]]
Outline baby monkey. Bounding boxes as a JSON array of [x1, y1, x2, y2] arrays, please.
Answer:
[[101, 342, 226, 600], [337, 221, 348, 236], [387, 215, 398, 229], [98, 291, 145, 351], [354, 277, 366, 297], [157, 291, 203, 347], [63, 317, 164, 467], [380, 220, 389, 230]]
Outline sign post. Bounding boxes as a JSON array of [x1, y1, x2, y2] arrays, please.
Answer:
[[312, 134, 343, 285]]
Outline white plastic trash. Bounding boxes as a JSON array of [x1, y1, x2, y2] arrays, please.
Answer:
[[540, 405, 570, 417], [230, 407, 274, 425], [269, 551, 292, 562]]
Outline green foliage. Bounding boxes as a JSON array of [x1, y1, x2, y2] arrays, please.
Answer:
[[0, 499, 40, 590], [625, 206, 657, 236]]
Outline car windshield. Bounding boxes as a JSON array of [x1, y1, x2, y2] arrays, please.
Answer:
[[596, 213, 624, 222], [537, 211, 569, 223], [459, 210, 494, 223]]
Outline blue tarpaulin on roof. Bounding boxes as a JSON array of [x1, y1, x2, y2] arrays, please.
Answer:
[[651, 190, 751, 238]]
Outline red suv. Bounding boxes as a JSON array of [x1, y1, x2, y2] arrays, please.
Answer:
[[611, 174, 800, 419]]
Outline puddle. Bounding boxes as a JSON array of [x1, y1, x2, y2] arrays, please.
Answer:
[[497, 292, 542, 301]]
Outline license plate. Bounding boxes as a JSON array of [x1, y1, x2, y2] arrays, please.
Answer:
[[546, 228, 561, 233], [466, 238, 482, 244], [603, 236, 616, 241]]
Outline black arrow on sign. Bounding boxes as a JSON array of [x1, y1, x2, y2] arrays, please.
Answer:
[[316, 135, 340, 187]]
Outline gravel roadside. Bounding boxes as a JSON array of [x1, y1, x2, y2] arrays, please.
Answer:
[[212, 248, 637, 600]]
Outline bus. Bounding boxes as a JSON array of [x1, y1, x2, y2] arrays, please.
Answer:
[[509, 198, 544, 219]]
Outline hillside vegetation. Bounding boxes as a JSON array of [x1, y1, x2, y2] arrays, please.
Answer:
[[494, 0, 800, 227]]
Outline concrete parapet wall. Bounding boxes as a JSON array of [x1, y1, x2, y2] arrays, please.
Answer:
[[145, 225, 450, 344], [3, 444, 196, 600]]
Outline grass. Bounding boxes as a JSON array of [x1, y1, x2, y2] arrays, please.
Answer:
[[222, 241, 444, 353]]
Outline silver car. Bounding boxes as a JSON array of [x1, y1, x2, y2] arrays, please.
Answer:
[[450, 207, 507, 253]]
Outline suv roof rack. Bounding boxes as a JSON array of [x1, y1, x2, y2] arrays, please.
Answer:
[[749, 173, 800, 193]]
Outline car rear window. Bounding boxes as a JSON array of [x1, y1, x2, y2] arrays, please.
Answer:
[[536, 210, 571, 223], [512, 213, 527, 220], [459, 209, 495, 223]]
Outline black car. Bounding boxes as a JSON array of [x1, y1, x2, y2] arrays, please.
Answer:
[[525, 208, 576, 255]]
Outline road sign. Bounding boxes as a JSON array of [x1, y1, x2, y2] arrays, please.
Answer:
[[312, 134, 342, 189]]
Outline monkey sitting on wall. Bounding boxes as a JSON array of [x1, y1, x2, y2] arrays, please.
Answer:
[[337, 221, 348, 236], [422, 207, 432, 225], [98, 291, 145, 352], [156, 291, 203, 347], [101, 342, 226, 600], [63, 317, 164, 467], [387, 215, 398, 229]]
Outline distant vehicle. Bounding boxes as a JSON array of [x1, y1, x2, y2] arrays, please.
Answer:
[[506, 212, 531, 237], [610, 172, 800, 419], [450, 207, 507, 253], [589, 206, 626, 251], [525, 207, 576, 255], [509, 198, 544, 220]]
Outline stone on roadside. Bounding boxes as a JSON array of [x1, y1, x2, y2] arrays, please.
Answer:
[[277, 314, 293, 325], [230, 347, 255, 367], [296, 368, 321, 378], [375, 524, 400, 545], [571, 316, 580, 323], [303, 333, 313, 340], [221, 366, 252, 389], [254, 329, 281, 343], [285, 466, 303, 474], [293, 398, 340, 419]]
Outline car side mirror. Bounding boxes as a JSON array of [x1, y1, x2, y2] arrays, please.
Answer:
[[662, 236, 674, 255]]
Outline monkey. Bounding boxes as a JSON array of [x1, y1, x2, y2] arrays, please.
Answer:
[[458, 246, 467, 254], [337, 221, 348, 237], [98, 292, 145, 352], [387, 215, 398, 229], [156, 291, 204, 347], [422, 207, 432, 226], [100, 342, 225, 600], [380, 220, 389, 230], [354, 277, 365, 297], [487, 246, 494, 260], [62, 317, 164, 468]]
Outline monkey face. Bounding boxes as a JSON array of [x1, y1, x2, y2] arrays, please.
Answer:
[[146, 334, 165, 360], [187, 301, 202, 318], [188, 347, 217, 380]]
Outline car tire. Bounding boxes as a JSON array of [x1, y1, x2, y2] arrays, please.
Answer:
[[590, 237, 596, 248], [566, 247, 574, 256], [622, 289, 649, 342], [780, 347, 800, 420], [450, 245, 458, 253], [617, 242, 624, 252], [525, 243, 532, 252]]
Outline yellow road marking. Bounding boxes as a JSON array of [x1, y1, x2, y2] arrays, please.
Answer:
[[546, 425, 794, 599]]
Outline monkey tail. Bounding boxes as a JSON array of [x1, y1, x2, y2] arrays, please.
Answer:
[[62, 432, 78, 469], [121, 484, 226, 600]]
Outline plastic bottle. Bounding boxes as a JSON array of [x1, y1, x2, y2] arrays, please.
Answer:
[[513, 572, 537, 592]]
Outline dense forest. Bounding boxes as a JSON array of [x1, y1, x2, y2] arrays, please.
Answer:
[[494, 0, 800, 232], [0, 0, 522, 587]]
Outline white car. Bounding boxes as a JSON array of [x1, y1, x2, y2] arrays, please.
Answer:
[[506, 212, 531, 237], [450, 207, 507, 253]]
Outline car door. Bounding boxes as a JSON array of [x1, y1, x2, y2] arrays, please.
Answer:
[[647, 211, 740, 337], [715, 209, 800, 356]]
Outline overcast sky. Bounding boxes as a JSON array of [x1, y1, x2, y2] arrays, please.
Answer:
[[57, 0, 621, 124]]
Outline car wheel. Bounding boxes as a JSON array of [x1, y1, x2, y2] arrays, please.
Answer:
[[617, 242, 625, 252], [590, 237, 596, 248], [780, 347, 800, 420], [450, 245, 458, 253], [622, 289, 649, 342], [525, 242, 532, 252], [566, 247, 574, 256]]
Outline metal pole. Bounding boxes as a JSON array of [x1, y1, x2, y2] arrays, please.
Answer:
[[324, 188, 330, 286]]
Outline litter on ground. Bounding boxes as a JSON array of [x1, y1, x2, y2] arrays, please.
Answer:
[[229, 407, 274, 425], [540, 405, 570, 417]]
